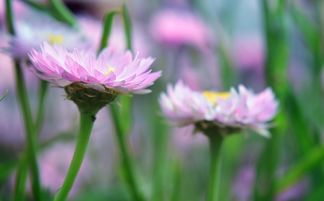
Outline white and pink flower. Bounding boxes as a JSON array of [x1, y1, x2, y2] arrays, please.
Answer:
[[159, 81, 278, 137]]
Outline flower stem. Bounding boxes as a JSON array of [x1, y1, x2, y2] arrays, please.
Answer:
[[206, 135, 223, 201], [6, 1, 42, 199], [110, 104, 145, 201], [14, 60, 42, 201], [35, 80, 49, 134], [53, 111, 95, 201], [14, 155, 28, 201]]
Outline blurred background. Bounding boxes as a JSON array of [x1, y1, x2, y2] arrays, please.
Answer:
[[0, 0, 324, 201]]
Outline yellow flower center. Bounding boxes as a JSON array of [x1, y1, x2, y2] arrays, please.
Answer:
[[202, 91, 230, 104], [47, 34, 64, 45], [103, 66, 116, 76]]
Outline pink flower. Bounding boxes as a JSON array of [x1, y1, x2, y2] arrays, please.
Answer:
[[159, 81, 278, 137], [29, 43, 161, 94], [150, 10, 213, 49]]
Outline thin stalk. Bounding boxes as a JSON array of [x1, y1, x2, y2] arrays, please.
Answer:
[[6, 1, 42, 200], [53, 111, 95, 201], [110, 104, 145, 201], [12, 62, 42, 201], [206, 135, 223, 201], [253, 0, 288, 200], [170, 163, 182, 201], [151, 115, 169, 201], [98, 6, 143, 200], [14, 155, 28, 201], [35, 80, 49, 134], [14, 61, 42, 201]]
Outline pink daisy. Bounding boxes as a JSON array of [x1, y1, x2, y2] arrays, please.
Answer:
[[29, 43, 161, 94], [160, 81, 278, 137]]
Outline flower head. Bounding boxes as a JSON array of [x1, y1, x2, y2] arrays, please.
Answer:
[[159, 81, 278, 137], [6, 10, 88, 59], [29, 43, 161, 112]]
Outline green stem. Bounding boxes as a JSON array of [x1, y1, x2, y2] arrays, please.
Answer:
[[35, 80, 49, 134], [170, 163, 182, 201], [5, 0, 15, 34], [53, 111, 95, 201], [6, 1, 42, 200], [15, 61, 42, 201], [151, 115, 169, 201], [206, 135, 223, 201], [110, 104, 145, 201], [14, 155, 28, 201]]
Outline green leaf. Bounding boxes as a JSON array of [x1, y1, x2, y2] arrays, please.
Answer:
[[49, 0, 76, 26], [98, 11, 117, 53], [121, 5, 133, 50], [276, 145, 324, 193], [0, 160, 17, 182]]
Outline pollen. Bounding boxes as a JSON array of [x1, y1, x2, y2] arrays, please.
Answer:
[[47, 34, 64, 45], [202, 91, 230, 104], [103, 66, 116, 76]]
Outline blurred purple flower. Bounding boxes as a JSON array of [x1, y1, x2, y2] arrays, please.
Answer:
[[276, 180, 309, 201], [3, 8, 88, 59], [0, 43, 38, 150], [150, 9, 213, 50], [29, 43, 161, 94], [160, 81, 278, 136], [232, 166, 255, 201]]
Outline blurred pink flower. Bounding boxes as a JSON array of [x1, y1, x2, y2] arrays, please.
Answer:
[[29, 43, 161, 94], [233, 35, 265, 72], [150, 10, 213, 49], [160, 81, 278, 136], [39, 143, 90, 197]]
